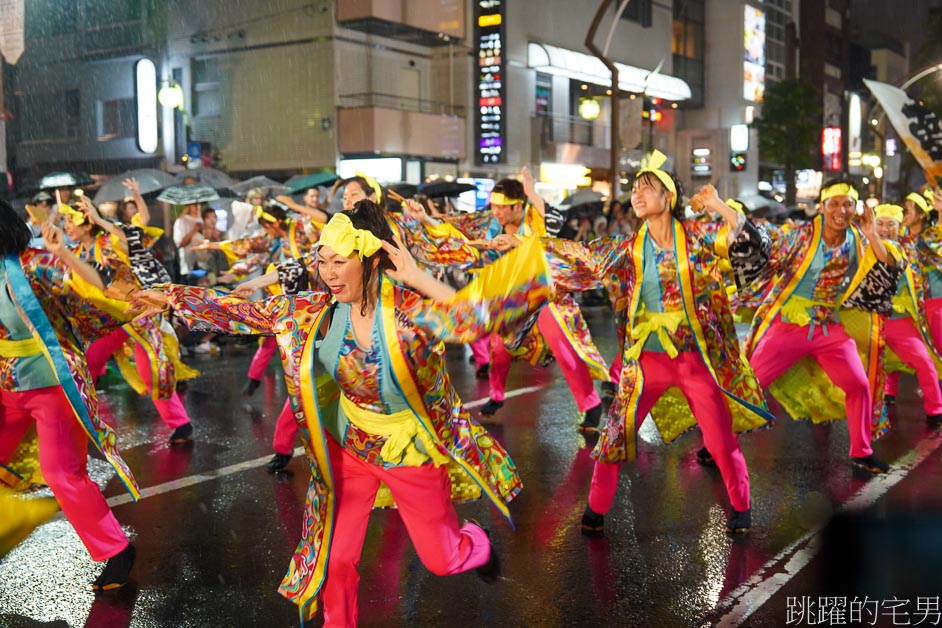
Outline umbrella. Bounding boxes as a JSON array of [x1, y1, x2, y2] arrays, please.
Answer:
[[567, 200, 605, 219], [174, 168, 238, 189], [286, 171, 340, 194], [229, 176, 289, 196], [387, 183, 418, 200], [560, 190, 604, 207], [25, 171, 94, 192], [94, 170, 175, 203], [417, 181, 474, 198], [157, 184, 220, 205]]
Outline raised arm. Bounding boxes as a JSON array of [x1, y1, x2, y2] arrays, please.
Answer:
[[42, 223, 108, 290], [275, 194, 330, 224], [122, 178, 151, 226]]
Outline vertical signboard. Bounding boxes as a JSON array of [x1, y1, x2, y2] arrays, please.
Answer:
[[475, 0, 505, 165], [743, 5, 765, 102], [822, 127, 842, 171]]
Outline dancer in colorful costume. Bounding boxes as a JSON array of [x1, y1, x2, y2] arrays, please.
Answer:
[[411, 175, 609, 429], [61, 199, 197, 444], [900, 190, 942, 355], [872, 203, 942, 421], [0, 200, 138, 588], [743, 179, 902, 474], [523, 157, 771, 535], [132, 200, 552, 625]]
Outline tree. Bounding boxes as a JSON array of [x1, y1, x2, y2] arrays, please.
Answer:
[[754, 78, 822, 206]]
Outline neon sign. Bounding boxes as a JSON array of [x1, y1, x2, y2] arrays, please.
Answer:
[[475, 0, 505, 165]]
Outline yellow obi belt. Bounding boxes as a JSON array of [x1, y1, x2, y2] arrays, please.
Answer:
[[625, 309, 687, 360], [340, 395, 450, 468]]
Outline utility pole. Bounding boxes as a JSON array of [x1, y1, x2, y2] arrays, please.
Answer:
[[585, 0, 621, 200]]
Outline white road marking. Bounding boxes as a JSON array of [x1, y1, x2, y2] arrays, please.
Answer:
[[712, 429, 942, 627], [105, 382, 552, 508]]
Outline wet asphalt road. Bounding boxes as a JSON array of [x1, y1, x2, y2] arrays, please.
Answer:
[[2, 305, 942, 627]]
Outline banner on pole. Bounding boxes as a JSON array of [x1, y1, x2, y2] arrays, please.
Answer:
[[865, 78, 942, 183]]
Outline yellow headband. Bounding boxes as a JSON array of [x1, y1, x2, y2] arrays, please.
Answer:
[[820, 183, 859, 203], [636, 149, 678, 209], [256, 205, 279, 224], [725, 198, 746, 214], [489, 192, 525, 206], [906, 192, 931, 214], [874, 203, 904, 223], [316, 213, 383, 260], [59, 204, 86, 226], [354, 171, 383, 204]]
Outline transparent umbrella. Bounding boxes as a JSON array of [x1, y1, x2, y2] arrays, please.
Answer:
[[174, 168, 238, 190], [229, 176, 289, 196], [25, 171, 94, 192], [94, 170, 174, 203]]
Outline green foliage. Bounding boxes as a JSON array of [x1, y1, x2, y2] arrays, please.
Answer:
[[912, 14, 942, 115], [755, 78, 822, 171]]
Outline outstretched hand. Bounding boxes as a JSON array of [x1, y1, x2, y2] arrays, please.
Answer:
[[689, 184, 720, 213], [127, 289, 170, 322], [41, 222, 65, 255]]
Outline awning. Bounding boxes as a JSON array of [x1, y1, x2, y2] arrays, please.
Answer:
[[528, 42, 692, 102]]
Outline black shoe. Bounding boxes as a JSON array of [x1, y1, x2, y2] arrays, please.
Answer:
[[469, 520, 501, 584], [600, 381, 617, 399], [884, 394, 896, 407], [928, 413, 942, 426], [726, 508, 751, 535], [266, 452, 292, 471], [581, 505, 604, 536], [92, 543, 136, 592], [696, 446, 717, 468], [577, 404, 603, 433], [169, 423, 193, 445], [475, 364, 490, 380], [851, 454, 890, 474], [242, 378, 261, 397], [480, 399, 504, 416]]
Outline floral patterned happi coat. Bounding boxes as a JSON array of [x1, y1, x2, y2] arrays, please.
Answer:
[[0, 249, 138, 499], [544, 218, 773, 463], [163, 238, 552, 620], [744, 216, 903, 438]]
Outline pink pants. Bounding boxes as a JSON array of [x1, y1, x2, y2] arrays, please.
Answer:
[[86, 328, 190, 430], [751, 320, 873, 457], [926, 297, 942, 356], [271, 398, 298, 455], [0, 386, 128, 561], [489, 307, 601, 412], [247, 336, 278, 381], [322, 437, 490, 627], [883, 317, 942, 414], [469, 338, 490, 369], [588, 350, 751, 513]]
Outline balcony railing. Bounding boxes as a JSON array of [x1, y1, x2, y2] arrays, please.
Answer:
[[533, 113, 610, 149], [339, 93, 465, 117]]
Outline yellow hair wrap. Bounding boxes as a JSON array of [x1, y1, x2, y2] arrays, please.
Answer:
[[906, 192, 931, 214], [725, 198, 746, 214], [354, 171, 383, 204], [489, 192, 525, 206], [255, 205, 279, 224], [316, 213, 383, 259], [58, 204, 86, 226], [820, 182, 859, 203], [874, 203, 903, 223], [636, 149, 678, 209]]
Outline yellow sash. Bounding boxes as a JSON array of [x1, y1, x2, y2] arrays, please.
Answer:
[[625, 309, 686, 360], [0, 337, 41, 358], [780, 294, 837, 327], [340, 395, 449, 468]]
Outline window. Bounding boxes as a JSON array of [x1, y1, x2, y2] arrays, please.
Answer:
[[535, 73, 552, 116], [672, 19, 701, 59], [620, 0, 652, 28], [16, 90, 80, 142], [97, 98, 135, 140], [192, 58, 222, 117]]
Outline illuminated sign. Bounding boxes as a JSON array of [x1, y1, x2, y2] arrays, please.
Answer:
[[822, 126, 842, 171], [135, 59, 158, 154], [730, 124, 749, 152], [743, 6, 765, 102], [691, 148, 712, 177], [475, 0, 505, 165]]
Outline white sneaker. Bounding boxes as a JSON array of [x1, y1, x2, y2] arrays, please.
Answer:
[[194, 342, 218, 354]]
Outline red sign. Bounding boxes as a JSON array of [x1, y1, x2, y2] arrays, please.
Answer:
[[822, 127, 842, 172]]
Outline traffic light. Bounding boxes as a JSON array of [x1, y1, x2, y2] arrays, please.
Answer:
[[730, 152, 747, 172], [641, 97, 663, 123]]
